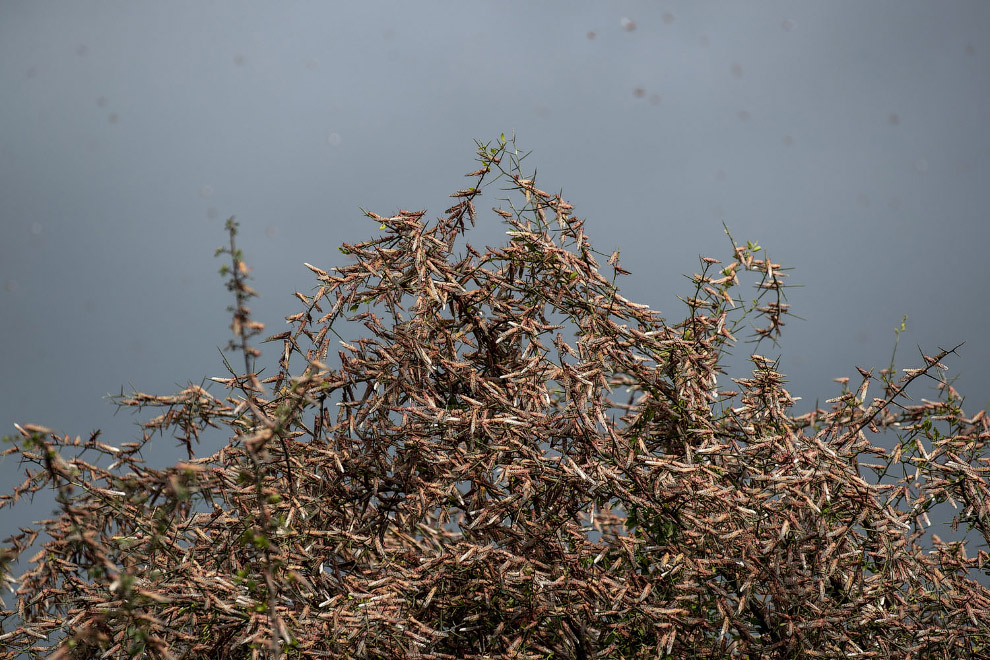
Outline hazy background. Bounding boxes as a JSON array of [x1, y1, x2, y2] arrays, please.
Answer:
[[1, 2, 988, 533]]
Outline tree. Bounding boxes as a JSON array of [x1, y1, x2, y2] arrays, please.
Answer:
[[2, 137, 988, 659]]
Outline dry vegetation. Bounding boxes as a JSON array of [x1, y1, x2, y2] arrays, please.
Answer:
[[2, 138, 989, 658]]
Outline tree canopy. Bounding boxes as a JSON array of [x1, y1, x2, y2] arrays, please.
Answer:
[[2, 138, 988, 659]]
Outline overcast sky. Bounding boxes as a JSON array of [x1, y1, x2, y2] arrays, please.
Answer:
[[2, 2, 989, 514]]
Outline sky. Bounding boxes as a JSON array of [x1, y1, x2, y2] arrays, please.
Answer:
[[1, 2, 988, 541]]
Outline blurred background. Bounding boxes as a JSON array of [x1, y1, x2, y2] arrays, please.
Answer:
[[1, 2, 988, 511]]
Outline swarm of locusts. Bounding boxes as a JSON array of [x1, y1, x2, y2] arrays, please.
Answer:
[[2, 137, 988, 659]]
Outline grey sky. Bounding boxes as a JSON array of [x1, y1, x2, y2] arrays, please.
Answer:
[[1, 2, 988, 509]]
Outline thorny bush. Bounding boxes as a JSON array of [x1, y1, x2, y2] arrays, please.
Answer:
[[1, 138, 989, 659]]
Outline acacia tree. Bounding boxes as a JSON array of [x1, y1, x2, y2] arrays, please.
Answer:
[[2, 138, 988, 659]]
